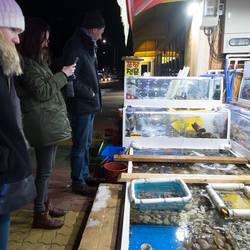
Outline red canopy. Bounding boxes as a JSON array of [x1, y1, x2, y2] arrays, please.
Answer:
[[126, 0, 166, 28], [134, 0, 166, 15]]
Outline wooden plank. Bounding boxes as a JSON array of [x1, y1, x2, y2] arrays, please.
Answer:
[[97, 185, 122, 250], [113, 154, 250, 164], [117, 173, 250, 184], [229, 101, 250, 110], [78, 184, 123, 250]]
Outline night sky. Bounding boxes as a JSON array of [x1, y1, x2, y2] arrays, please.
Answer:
[[16, 0, 133, 71]]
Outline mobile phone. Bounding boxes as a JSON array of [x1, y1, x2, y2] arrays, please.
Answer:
[[74, 57, 79, 64], [71, 57, 79, 80]]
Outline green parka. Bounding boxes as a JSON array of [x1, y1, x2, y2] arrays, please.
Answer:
[[14, 58, 71, 148]]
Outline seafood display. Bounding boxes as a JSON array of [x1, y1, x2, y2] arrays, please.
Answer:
[[130, 185, 250, 250], [128, 149, 250, 249], [130, 178, 192, 211], [131, 149, 248, 176], [239, 79, 250, 100], [137, 191, 179, 199], [230, 111, 250, 151], [125, 77, 222, 100], [125, 107, 228, 139], [123, 77, 250, 249]]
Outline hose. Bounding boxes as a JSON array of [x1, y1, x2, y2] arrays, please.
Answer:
[[225, 59, 230, 104], [229, 65, 237, 102]]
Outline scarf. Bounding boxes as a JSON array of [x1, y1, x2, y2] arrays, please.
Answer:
[[81, 27, 97, 59]]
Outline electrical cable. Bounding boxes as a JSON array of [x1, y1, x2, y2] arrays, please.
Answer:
[[204, 18, 227, 102], [204, 19, 225, 62], [229, 65, 238, 101]]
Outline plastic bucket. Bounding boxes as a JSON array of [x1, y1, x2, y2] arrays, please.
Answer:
[[101, 146, 127, 176], [104, 162, 128, 184]]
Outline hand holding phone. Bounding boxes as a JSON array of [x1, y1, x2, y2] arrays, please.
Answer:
[[71, 57, 79, 80], [74, 57, 79, 65], [68, 57, 79, 81]]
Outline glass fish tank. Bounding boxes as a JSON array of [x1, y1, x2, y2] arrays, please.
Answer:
[[238, 78, 250, 102], [123, 76, 226, 149], [125, 107, 228, 139], [124, 76, 223, 107], [230, 111, 250, 151], [120, 76, 250, 249]]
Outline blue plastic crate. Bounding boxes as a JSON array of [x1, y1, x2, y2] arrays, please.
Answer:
[[96, 140, 113, 160], [101, 146, 126, 164], [130, 178, 192, 210]]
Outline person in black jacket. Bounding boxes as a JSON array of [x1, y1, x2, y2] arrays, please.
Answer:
[[0, 1, 36, 249], [62, 9, 105, 196]]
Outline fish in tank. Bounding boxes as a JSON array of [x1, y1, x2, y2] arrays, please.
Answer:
[[125, 77, 222, 101], [231, 111, 250, 151], [125, 107, 228, 139]]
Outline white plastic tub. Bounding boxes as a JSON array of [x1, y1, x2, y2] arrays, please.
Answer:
[[130, 178, 192, 210]]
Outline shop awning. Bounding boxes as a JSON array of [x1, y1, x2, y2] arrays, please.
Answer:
[[133, 1, 190, 56], [117, 0, 166, 46], [133, 0, 167, 16], [117, 0, 188, 46]]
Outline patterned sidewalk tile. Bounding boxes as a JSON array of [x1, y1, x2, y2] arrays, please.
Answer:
[[9, 210, 86, 250]]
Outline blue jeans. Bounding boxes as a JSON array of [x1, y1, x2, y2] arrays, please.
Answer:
[[0, 213, 10, 250], [69, 113, 94, 187]]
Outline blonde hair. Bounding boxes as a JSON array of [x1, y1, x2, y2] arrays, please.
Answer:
[[0, 28, 22, 76]]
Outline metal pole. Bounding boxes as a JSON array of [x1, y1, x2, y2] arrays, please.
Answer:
[[114, 45, 116, 70]]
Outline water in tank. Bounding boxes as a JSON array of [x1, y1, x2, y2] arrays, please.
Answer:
[[125, 107, 228, 139], [125, 77, 221, 101]]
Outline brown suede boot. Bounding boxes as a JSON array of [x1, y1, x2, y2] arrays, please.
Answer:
[[33, 210, 64, 229], [45, 201, 66, 217]]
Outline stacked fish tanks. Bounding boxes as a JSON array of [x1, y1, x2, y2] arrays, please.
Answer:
[[123, 76, 228, 149], [119, 76, 250, 250]]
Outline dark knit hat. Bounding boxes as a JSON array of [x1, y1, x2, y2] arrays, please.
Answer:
[[82, 8, 105, 29]]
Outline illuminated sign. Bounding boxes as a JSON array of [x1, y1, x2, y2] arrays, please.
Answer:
[[125, 60, 142, 76]]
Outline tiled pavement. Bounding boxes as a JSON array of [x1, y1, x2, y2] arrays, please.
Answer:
[[9, 165, 96, 250], [9, 82, 124, 250]]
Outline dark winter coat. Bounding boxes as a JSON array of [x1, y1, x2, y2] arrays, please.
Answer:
[[0, 66, 36, 214], [14, 58, 71, 148], [62, 27, 102, 115]]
